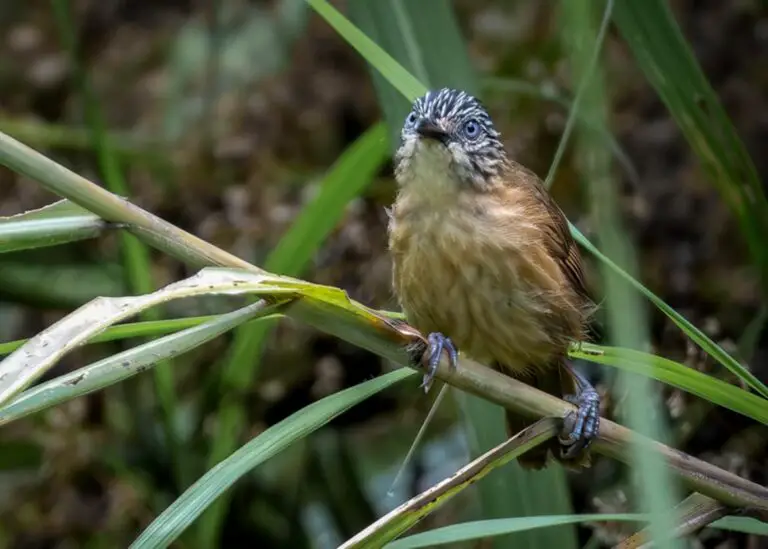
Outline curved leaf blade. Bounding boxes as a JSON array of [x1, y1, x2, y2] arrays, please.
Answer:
[[570, 343, 768, 426], [0, 268, 298, 405], [130, 368, 415, 549], [383, 514, 768, 549], [613, 1, 768, 292]]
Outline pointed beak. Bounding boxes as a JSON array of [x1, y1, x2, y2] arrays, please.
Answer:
[[415, 119, 449, 144]]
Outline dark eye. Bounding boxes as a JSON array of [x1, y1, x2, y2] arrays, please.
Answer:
[[406, 112, 418, 127], [463, 119, 481, 139]]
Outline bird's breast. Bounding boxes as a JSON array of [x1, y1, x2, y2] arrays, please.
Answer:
[[388, 193, 569, 374]]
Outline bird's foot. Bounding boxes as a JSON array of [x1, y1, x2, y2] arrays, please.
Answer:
[[559, 365, 600, 460], [407, 332, 458, 392]]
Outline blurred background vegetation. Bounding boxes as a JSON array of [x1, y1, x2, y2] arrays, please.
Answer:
[[0, 0, 766, 548]]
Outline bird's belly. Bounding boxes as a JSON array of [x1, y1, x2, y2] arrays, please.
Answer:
[[392, 224, 559, 374]]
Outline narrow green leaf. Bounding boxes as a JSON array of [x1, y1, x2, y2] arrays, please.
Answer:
[[571, 343, 768, 425], [130, 368, 415, 549], [0, 199, 108, 253], [571, 224, 768, 399], [347, 0, 476, 146], [613, 1, 768, 292], [264, 122, 388, 273], [386, 515, 645, 549], [0, 302, 275, 426], [0, 312, 285, 357], [306, 0, 426, 102], [565, 2, 681, 547], [383, 514, 768, 548], [709, 516, 768, 536]]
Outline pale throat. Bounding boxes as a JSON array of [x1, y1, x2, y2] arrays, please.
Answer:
[[395, 139, 464, 209]]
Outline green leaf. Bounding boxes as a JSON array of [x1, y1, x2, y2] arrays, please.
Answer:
[[306, 0, 426, 102], [571, 343, 768, 426], [129, 368, 415, 549], [347, 0, 476, 146], [386, 515, 645, 548], [571, 224, 768, 400], [0, 302, 276, 426], [710, 516, 768, 536], [0, 199, 107, 253], [613, 1, 768, 293], [383, 514, 768, 548], [262, 122, 388, 273], [0, 314, 271, 357], [564, 2, 681, 547]]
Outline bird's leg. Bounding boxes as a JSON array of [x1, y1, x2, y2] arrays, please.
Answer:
[[559, 360, 600, 459], [406, 332, 458, 391]]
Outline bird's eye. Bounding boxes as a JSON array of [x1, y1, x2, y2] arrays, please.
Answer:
[[463, 119, 481, 139], [406, 112, 418, 127]]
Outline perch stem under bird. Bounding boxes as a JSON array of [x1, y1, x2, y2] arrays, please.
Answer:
[[387, 87, 600, 470]]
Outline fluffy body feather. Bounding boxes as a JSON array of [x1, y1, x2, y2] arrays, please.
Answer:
[[390, 143, 590, 374], [388, 88, 597, 469]]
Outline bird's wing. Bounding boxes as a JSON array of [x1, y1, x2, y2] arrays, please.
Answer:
[[514, 163, 591, 303]]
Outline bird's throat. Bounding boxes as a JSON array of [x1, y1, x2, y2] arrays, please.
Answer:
[[395, 142, 463, 212]]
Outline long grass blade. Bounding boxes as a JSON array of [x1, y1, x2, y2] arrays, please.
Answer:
[[613, 0, 768, 292], [130, 368, 415, 549], [0, 199, 108, 252], [564, 2, 680, 547], [383, 514, 768, 549], [570, 344, 768, 425]]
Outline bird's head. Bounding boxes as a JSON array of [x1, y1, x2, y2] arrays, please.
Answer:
[[395, 88, 507, 191]]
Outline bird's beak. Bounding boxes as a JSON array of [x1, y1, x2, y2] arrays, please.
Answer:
[[415, 119, 449, 145]]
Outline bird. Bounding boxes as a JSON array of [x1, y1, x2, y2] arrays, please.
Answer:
[[386, 87, 600, 469]]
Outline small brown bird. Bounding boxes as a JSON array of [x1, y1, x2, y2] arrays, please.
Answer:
[[387, 88, 600, 469]]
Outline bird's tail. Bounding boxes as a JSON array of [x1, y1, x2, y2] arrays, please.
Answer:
[[499, 359, 592, 471]]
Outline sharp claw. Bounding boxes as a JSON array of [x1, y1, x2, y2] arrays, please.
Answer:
[[419, 332, 458, 392], [559, 363, 600, 460]]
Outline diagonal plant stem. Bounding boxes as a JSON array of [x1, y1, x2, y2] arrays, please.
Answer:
[[341, 418, 561, 548], [0, 131, 767, 518], [614, 493, 730, 549], [0, 133, 256, 272]]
